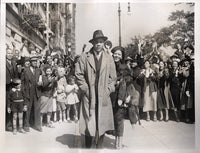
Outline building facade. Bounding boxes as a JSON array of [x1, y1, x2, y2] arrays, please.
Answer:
[[6, 3, 76, 56]]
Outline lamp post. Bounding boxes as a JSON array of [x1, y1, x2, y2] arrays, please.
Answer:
[[118, 2, 131, 47], [118, 3, 121, 47]]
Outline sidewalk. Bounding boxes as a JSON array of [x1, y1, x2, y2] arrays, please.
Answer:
[[1, 119, 195, 153]]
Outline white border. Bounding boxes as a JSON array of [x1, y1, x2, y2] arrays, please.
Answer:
[[0, 1, 199, 153]]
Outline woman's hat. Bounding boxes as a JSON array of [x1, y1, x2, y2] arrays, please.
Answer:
[[89, 30, 108, 44], [125, 56, 133, 63], [111, 46, 125, 54]]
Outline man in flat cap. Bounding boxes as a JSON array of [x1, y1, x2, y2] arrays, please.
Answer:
[[21, 56, 43, 132], [75, 30, 117, 148]]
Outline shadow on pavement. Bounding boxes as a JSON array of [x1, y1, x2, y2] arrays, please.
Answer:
[[56, 134, 115, 149], [56, 134, 83, 148]]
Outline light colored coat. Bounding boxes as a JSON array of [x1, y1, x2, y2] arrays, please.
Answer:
[[65, 84, 79, 105], [75, 48, 117, 137]]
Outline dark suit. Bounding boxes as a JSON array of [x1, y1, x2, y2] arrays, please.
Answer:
[[6, 60, 18, 131], [21, 67, 42, 129]]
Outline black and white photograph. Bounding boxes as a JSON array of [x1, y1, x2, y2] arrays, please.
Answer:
[[0, 1, 199, 153]]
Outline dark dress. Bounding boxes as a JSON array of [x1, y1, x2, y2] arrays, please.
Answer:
[[169, 69, 181, 110], [156, 71, 167, 110], [110, 62, 127, 137]]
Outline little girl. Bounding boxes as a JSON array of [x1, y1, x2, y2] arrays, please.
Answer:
[[65, 76, 79, 122], [7, 78, 27, 135], [40, 66, 56, 129], [54, 67, 67, 123]]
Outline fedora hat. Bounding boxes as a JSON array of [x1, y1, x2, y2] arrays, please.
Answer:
[[89, 30, 108, 44]]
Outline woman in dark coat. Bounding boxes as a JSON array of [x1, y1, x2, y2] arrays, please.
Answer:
[[179, 58, 194, 123], [156, 61, 169, 121], [110, 46, 126, 149], [169, 60, 181, 122]]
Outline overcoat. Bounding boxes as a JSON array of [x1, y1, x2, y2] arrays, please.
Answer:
[[21, 67, 42, 101], [75, 48, 117, 137], [6, 60, 18, 86]]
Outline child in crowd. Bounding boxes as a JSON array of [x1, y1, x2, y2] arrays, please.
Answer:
[[7, 78, 27, 135], [40, 66, 56, 129], [65, 76, 79, 122], [54, 67, 67, 123]]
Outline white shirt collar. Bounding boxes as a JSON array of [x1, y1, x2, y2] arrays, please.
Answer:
[[12, 88, 21, 92], [94, 50, 103, 60]]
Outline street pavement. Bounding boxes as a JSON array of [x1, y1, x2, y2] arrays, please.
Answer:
[[0, 119, 196, 153]]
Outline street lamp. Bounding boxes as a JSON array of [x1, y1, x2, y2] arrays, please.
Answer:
[[118, 2, 131, 46]]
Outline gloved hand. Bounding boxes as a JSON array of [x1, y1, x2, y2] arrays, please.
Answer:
[[7, 107, 11, 113], [118, 99, 123, 106]]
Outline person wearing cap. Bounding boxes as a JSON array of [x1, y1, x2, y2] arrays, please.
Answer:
[[75, 30, 116, 148], [21, 55, 43, 132], [23, 57, 31, 68], [7, 78, 27, 135], [6, 47, 19, 131]]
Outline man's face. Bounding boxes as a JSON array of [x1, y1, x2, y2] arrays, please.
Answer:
[[6, 48, 13, 60], [24, 61, 30, 68], [93, 38, 104, 53], [31, 60, 37, 68]]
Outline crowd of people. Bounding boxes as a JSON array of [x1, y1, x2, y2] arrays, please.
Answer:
[[6, 42, 80, 134], [6, 30, 194, 149]]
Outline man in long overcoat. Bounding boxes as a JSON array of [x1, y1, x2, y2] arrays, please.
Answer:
[[21, 56, 42, 132], [6, 47, 19, 131], [75, 30, 117, 148]]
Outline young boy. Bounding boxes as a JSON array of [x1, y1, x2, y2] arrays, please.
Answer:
[[7, 78, 27, 135]]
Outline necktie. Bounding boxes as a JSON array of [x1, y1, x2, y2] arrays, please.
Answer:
[[32, 68, 35, 75]]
